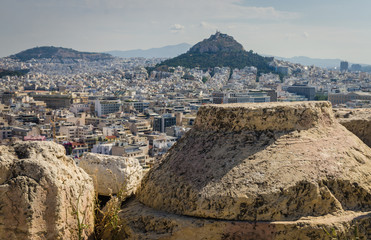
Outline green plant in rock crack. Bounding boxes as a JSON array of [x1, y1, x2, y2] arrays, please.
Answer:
[[71, 183, 91, 240], [94, 168, 135, 239]]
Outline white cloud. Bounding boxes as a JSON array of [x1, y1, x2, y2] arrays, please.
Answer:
[[284, 31, 310, 40], [170, 24, 185, 33], [6, 0, 371, 63], [200, 22, 218, 30]]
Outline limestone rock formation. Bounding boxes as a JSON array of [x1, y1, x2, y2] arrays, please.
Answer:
[[334, 108, 371, 147], [113, 101, 370, 239], [0, 141, 95, 240], [79, 153, 143, 196], [156, 32, 274, 72], [188, 32, 244, 54], [112, 200, 370, 240], [139, 101, 371, 221]]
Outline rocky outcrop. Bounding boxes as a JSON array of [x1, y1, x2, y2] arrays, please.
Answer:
[[0, 141, 95, 240], [79, 153, 143, 196], [110, 200, 370, 240], [157, 32, 274, 72], [112, 101, 371, 239], [334, 108, 371, 147], [188, 32, 244, 54], [139, 101, 371, 221]]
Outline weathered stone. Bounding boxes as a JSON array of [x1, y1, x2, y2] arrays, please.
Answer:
[[109, 199, 371, 240], [79, 153, 143, 196], [104, 102, 371, 239], [334, 108, 371, 147], [0, 141, 95, 240], [138, 102, 371, 222]]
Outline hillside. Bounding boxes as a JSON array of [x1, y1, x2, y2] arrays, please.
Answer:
[[156, 32, 274, 73], [0, 69, 30, 78], [10, 46, 113, 61]]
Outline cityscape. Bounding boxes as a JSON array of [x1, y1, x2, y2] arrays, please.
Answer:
[[1, 34, 370, 165], [1, 1, 371, 239]]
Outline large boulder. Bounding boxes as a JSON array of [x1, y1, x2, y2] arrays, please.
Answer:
[[112, 200, 371, 240], [139, 101, 371, 221], [111, 101, 371, 239], [79, 153, 143, 196], [334, 108, 371, 147], [0, 141, 95, 240]]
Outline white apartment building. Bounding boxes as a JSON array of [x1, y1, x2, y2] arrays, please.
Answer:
[[91, 143, 114, 155], [59, 125, 93, 139], [95, 99, 121, 117]]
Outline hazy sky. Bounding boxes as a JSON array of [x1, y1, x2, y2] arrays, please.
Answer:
[[1, 0, 371, 64]]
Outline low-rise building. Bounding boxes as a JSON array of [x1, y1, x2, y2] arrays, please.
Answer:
[[91, 143, 114, 155], [212, 91, 270, 104], [328, 92, 371, 106], [286, 84, 316, 101]]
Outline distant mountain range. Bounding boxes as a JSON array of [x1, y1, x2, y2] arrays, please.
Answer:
[[274, 56, 343, 68], [7, 44, 370, 70], [263, 55, 371, 69], [107, 42, 371, 69], [105, 43, 192, 58], [10, 46, 113, 61], [155, 32, 274, 74]]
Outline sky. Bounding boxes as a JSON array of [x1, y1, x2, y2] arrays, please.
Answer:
[[1, 0, 371, 64]]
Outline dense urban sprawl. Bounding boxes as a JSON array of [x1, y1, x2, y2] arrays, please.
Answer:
[[1, 56, 370, 166]]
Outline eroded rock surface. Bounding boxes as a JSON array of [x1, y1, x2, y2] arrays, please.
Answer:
[[110, 199, 371, 240], [0, 141, 95, 240], [334, 108, 371, 147], [79, 153, 143, 196], [105, 101, 371, 239], [138, 102, 371, 222]]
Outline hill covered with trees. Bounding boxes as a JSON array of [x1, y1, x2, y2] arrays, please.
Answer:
[[0, 69, 29, 78], [9, 46, 113, 61], [156, 32, 274, 74]]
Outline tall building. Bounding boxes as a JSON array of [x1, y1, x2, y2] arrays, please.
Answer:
[[153, 114, 177, 133], [95, 99, 121, 117], [340, 61, 349, 72]]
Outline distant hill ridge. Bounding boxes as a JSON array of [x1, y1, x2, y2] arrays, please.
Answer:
[[156, 32, 274, 74], [106, 43, 192, 58], [10, 46, 113, 61]]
